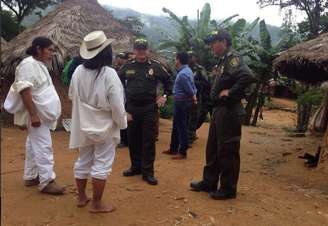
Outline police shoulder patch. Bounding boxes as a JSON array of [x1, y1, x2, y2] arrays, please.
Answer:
[[229, 56, 240, 67]]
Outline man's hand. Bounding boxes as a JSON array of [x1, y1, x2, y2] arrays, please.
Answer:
[[156, 95, 167, 108], [192, 95, 198, 105], [30, 114, 41, 128], [127, 113, 133, 122], [219, 89, 229, 98]]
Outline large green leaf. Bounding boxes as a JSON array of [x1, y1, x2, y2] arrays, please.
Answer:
[[217, 14, 239, 28], [199, 3, 211, 37], [231, 19, 247, 36], [259, 20, 272, 51], [162, 7, 192, 38], [244, 17, 260, 34]]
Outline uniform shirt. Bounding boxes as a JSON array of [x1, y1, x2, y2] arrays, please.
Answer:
[[11, 56, 60, 129], [210, 48, 256, 143], [211, 49, 256, 107], [69, 65, 127, 148], [173, 65, 197, 100], [119, 59, 173, 114]]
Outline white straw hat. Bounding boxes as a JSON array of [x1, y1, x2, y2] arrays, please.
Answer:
[[80, 30, 114, 60]]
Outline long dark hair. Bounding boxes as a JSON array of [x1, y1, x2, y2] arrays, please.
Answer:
[[26, 36, 53, 56], [83, 44, 113, 77]]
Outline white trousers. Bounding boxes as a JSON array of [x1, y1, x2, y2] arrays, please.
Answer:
[[23, 123, 56, 190], [74, 139, 116, 180]]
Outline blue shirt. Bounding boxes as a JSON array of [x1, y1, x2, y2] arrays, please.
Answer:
[[173, 65, 197, 100]]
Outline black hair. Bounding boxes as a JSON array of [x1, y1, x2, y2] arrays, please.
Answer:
[[176, 51, 189, 65], [26, 36, 53, 56], [83, 45, 113, 76]]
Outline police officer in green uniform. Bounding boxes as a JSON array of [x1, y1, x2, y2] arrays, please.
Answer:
[[190, 30, 256, 199], [119, 38, 173, 185], [187, 51, 211, 144]]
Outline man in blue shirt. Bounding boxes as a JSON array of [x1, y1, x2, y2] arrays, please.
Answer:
[[163, 51, 197, 159]]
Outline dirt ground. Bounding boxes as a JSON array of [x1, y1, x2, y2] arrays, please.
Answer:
[[1, 99, 328, 226]]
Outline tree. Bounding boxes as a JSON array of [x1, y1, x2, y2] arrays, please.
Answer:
[[257, 0, 328, 38], [158, 3, 240, 70], [0, 10, 20, 41], [1, 0, 61, 25]]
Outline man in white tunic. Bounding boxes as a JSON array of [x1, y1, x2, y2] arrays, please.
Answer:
[[4, 37, 64, 195], [69, 31, 127, 213]]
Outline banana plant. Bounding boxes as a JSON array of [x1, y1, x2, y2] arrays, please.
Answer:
[[158, 3, 239, 69]]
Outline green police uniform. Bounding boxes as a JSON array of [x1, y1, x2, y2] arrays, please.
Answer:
[[202, 48, 255, 195], [187, 64, 212, 143], [119, 59, 173, 177]]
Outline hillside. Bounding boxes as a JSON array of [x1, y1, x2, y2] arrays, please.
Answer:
[[105, 5, 282, 45], [22, 4, 282, 47]]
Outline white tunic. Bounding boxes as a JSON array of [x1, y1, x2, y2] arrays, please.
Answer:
[[4, 56, 61, 130], [69, 65, 127, 149]]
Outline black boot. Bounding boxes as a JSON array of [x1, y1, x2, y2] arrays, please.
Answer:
[[190, 180, 216, 192], [209, 190, 236, 200], [123, 167, 141, 177], [142, 175, 158, 185]]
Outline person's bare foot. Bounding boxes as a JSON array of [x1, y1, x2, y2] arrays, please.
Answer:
[[90, 201, 116, 213], [77, 196, 91, 208]]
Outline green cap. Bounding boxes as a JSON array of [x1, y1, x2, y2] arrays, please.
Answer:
[[204, 30, 232, 45], [134, 38, 149, 50]]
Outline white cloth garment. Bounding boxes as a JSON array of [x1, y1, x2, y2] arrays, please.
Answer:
[[24, 123, 56, 190], [69, 65, 127, 149], [7, 56, 60, 190], [4, 56, 61, 130], [74, 138, 116, 180]]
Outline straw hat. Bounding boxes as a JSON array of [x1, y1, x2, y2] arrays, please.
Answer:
[[80, 30, 114, 59]]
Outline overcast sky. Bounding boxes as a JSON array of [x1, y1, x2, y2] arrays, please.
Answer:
[[98, 0, 305, 26]]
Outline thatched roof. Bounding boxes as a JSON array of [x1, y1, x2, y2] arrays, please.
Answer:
[[273, 32, 328, 83], [1, 37, 7, 47], [1, 0, 135, 67]]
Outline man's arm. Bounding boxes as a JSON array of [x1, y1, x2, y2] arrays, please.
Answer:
[[20, 88, 41, 127], [227, 66, 256, 101], [157, 63, 173, 96]]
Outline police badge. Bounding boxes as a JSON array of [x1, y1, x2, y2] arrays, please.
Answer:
[[148, 68, 154, 78]]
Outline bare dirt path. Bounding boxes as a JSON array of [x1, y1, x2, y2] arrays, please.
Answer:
[[1, 105, 328, 226]]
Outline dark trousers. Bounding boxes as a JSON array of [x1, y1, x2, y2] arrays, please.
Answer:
[[187, 103, 198, 140], [202, 109, 241, 193], [128, 111, 156, 176], [120, 129, 128, 145], [170, 100, 192, 155]]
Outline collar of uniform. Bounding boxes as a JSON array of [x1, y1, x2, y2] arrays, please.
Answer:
[[218, 47, 232, 63], [134, 58, 152, 65]]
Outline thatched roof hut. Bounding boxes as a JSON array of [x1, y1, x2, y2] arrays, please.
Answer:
[[1, 0, 135, 122], [1, 37, 7, 47], [1, 0, 135, 79], [273, 32, 328, 83]]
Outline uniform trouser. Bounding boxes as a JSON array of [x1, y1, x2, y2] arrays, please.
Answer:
[[23, 123, 56, 190], [128, 111, 156, 176], [74, 139, 116, 180], [202, 110, 241, 193], [155, 110, 160, 139], [196, 108, 209, 130], [170, 100, 192, 155], [120, 129, 128, 145], [187, 103, 198, 140]]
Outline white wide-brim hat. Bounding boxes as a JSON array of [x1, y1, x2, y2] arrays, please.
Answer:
[[80, 30, 114, 60]]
